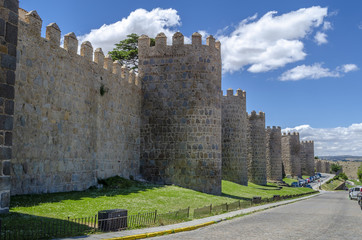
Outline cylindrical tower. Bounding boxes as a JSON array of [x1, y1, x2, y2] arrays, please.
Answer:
[[222, 89, 248, 185], [281, 132, 301, 178], [247, 111, 267, 185], [266, 126, 282, 181], [138, 32, 222, 194], [300, 141, 315, 176]]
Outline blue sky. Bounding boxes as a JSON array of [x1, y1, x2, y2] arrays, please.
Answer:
[[19, 0, 362, 155]]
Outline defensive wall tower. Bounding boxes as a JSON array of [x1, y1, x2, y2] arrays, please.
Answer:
[[221, 88, 248, 185], [320, 160, 330, 173], [247, 111, 267, 185], [265, 126, 282, 181], [281, 132, 301, 178], [11, 9, 141, 195], [0, 0, 19, 213], [300, 141, 315, 176], [138, 32, 222, 194], [315, 159, 322, 172]]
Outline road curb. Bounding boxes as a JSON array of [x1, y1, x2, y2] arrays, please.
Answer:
[[105, 221, 217, 240]]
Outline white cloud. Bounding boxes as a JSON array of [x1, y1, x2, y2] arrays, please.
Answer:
[[279, 63, 338, 81], [282, 124, 362, 156], [218, 6, 328, 73], [279, 63, 358, 81], [78, 8, 181, 54], [314, 31, 328, 45], [340, 64, 359, 73], [323, 21, 332, 30]]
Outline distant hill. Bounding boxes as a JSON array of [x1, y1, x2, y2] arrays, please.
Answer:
[[318, 156, 362, 162]]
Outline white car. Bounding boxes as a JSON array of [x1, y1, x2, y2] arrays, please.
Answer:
[[349, 186, 362, 200]]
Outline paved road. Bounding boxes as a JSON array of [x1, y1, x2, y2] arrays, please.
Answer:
[[311, 173, 335, 190], [154, 191, 362, 240]]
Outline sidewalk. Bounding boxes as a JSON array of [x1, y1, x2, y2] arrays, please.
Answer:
[[58, 192, 322, 240]]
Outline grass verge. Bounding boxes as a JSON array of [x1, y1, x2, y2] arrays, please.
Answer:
[[1, 177, 316, 239]]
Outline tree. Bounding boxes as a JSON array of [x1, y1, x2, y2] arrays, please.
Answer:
[[108, 33, 155, 72], [331, 163, 342, 173], [358, 163, 362, 182]]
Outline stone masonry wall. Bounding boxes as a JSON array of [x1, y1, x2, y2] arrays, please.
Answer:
[[138, 32, 222, 195], [265, 126, 282, 181], [11, 10, 141, 195], [300, 141, 315, 176], [315, 159, 321, 172], [0, 0, 18, 213], [247, 111, 266, 185], [222, 88, 248, 185], [281, 132, 301, 178]]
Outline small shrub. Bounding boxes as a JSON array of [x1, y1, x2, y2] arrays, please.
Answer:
[[331, 163, 342, 173], [97, 176, 137, 189]]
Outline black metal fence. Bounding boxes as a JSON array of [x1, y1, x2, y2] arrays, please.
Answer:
[[0, 191, 318, 239]]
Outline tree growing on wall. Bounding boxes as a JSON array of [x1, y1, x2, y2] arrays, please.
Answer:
[[330, 163, 342, 173], [109, 33, 155, 73], [358, 163, 362, 182]]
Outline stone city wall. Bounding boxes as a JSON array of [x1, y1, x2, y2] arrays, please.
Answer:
[[138, 32, 222, 194], [315, 159, 322, 172], [265, 126, 282, 181], [300, 141, 315, 176], [281, 132, 301, 178], [247, 111, 266, 185], [221, 88, 248, 185], [11, 9, 141, 195], [0, 0, 19, 212]]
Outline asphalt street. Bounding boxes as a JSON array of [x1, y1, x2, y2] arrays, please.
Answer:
[[154, 191, 362, 240]]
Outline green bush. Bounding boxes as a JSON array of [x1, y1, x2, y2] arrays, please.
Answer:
[[357, 163, 362, 182], [338, 172, 348, 181], [97, 176, 137, 189], [331, 163, 342, 173]]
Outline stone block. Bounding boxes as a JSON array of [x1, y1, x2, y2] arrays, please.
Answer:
[[4, 99, 13, 115], [2, 160, 10, 175], [0, 191, 9, 208], [0, 176, 10, 190], [1, 54, 16, 70], [0, 18, 4, 36], [8, 10, 17, 25], [6, 70, 14, 85], [0, 115, 13, 130], [4, 132, 11, 146], [5, 22, 17, 45], [4, 0, 18, 13], [0, 83, 14, 99]]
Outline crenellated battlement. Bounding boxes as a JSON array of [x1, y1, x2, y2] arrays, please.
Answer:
[[266, 126, 281, 131], [223, 88, 246, 98], [138, 32, 221, 58], [248, 110, 265, 120], [18, 9, 140, 88]]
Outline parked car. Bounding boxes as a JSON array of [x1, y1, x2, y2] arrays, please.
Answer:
[[298, 180, 306, 187], [310, 176, 315, 182], [316, 172, 322, 178], [306, 178, 311, 183], [291, 182, 300, 187], [349, 186, 362, 200], [305, 184, 312, 189]]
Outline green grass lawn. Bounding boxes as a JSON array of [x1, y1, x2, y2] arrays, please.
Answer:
[[6, 179, 315, 220], [282, 178, 298, 186], [321, 179, 344, 191], [1, 178, 316, 238]]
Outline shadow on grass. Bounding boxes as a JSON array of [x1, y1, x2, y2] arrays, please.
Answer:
[[220, 193, 251, 201], [0, 212, 95, 239], [10, 181, 164, 208]]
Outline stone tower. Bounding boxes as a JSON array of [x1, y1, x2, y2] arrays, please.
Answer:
[[265, 126, 282, 181], [222, 88, 248, 185], [0, 0, 19, 213], [247, 111, 267, 185], [138, 32, 222, 194], [281, 132, 301, 178], [300, 141, 315, 176]]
